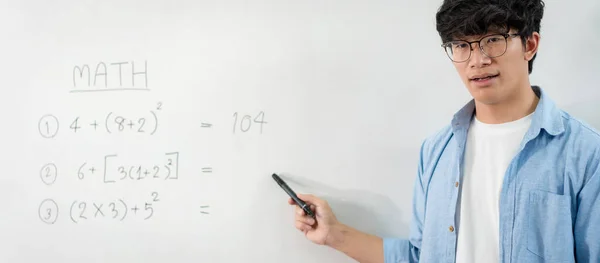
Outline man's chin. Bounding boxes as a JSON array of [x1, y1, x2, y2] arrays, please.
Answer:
[[469, 89, 502, 105]]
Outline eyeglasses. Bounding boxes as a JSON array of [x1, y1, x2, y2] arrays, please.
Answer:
[[441, 33, 520, 63]]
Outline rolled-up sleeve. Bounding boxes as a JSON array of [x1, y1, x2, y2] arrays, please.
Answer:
[[384, 141, 428, 263], [383, 238, 420, 263], [575, 160, 600, 262]]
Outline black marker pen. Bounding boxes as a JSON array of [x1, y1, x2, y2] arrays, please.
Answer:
[[272, 173, 315, 218]]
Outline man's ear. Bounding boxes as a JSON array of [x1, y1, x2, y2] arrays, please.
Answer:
[[524, 32, 540, 61]]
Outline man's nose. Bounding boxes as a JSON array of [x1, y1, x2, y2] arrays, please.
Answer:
[[468, 43, 491, 67]]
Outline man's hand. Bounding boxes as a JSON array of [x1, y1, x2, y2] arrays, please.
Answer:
[[288, 194, 341, 246], [288, 193, 385, 263]]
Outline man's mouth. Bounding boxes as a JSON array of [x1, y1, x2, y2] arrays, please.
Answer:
[[471, 74, 499, 81]]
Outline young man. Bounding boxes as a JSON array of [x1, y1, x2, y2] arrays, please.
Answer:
[[288, 0, 600, 262]]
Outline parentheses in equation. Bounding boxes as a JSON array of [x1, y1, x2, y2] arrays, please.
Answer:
[[105, 112, 113, 134], [70, 201, 78, 224], [128, 166, 135, 180], [150, 110, 158, 135], [119, 199, 128, 221]]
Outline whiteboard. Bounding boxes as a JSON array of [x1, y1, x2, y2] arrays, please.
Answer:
[[1, 0, 598, 262]]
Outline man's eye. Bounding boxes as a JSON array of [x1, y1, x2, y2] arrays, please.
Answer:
[[453, 43, 468, 49], [487, 37, 502, 43]]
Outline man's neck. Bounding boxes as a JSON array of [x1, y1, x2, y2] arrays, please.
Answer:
[[474, 85, 539, 124]]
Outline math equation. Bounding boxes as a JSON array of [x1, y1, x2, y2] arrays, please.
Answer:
[[38, 103, 163, 138], [38, 192, 165, 224], [36, 59, 269, 225], [77, 152, 180, 183]]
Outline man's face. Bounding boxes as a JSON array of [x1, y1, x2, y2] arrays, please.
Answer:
[[449, 29, 537, 105]]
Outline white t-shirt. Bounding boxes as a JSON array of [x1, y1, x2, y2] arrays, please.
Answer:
[[454, 112, 533, 263]]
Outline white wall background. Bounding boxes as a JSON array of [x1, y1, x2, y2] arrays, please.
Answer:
[[0, 0, 598, 262]]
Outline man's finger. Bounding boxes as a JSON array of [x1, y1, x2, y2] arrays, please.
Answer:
[[295, 221, 312, 231], [295, 206, 305, 216], [297, 215, 315, 226]]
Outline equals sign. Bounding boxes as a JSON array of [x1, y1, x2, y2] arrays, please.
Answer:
[[201, 123, 212, 128], [201, 167, 213, 173], [200, 205, 210, 215]]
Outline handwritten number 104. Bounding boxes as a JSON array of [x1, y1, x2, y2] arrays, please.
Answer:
[[232, 111, 267, 134]]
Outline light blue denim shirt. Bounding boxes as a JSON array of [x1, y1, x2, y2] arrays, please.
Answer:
[[384, 86, 600, 263]]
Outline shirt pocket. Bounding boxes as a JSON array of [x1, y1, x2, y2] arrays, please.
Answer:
[[526, 189, 575, 262]]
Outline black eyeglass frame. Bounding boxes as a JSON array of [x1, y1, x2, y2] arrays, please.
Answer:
[[441, 33, 521, 63]]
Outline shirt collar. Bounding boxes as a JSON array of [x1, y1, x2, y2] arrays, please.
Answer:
[[451, 86, 565, 137]]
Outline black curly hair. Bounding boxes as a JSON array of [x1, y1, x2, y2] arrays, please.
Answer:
[[435, 0, 545, 74]]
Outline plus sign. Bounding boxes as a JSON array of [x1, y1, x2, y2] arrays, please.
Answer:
[[131, 206, 139, 214], [89, 167, 96, 174], [90, 121, 99, 130], [144, 170, 150, 176], [128, 120, 135, 129]]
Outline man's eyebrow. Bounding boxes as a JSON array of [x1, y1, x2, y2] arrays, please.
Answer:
[[451, 31, 508, 42], [449, 36, 469, 42]]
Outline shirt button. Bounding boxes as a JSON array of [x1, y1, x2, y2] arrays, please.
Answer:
[[455, 181, 459, 187], [449, 225, 455, 232]]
